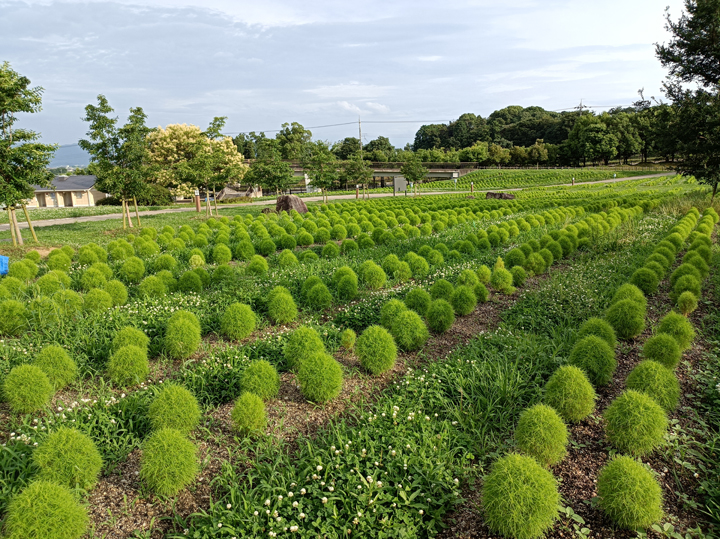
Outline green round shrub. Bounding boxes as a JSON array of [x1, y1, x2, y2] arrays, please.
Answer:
[[177, 271, 202, 293], [241, 360, 280, 401], [505, 248, 526, 269], [491, 258, 515, 294], [80, 267, 107, 290], [33, 345, 77, 390], [306, 283, 333, 310], [568, 335, 616, 386], [544, 365, 596, 422], [611, 283, 647, 310], [53, 290, 83, 319], [642, 333, 681, 369], [597, 456, 663, 530], [626, 360, 680, 411], [220, 302, 256, 341], [451, 285, 477, 316], [643, 260, 666, 280], [297, 352, 343, 402], [404, 288, 431, 316], [140, 428, 197, 496], [120, 256, 145, 283], [212, 243, 232, 264], [4, 480, 88, 539], [165, 311, 202, 359], [604, 389, 668, 456], [358, 260, 386, 289], [35, 272, 63, 296], [510, 266, 527, 287], [246, 255, 269, 275], [515, 404, 568, 467], [277, 249, 299, 268], [284, 326, 325, 370], [321, 242, 340, 259], [629, 267, 659, 296], [340, 328, 356, 350], [577, 317, 617, 349], [138, 275, 167, 298], [380, 299, 407, 329], [231, 391, 266, 433], [83, 288, 113, 313], [148, 384, 201, 434], [112, 326, 150, 353], [672, 274, 701, 301], [104, 279, 128, 306], [427, 299, 455, 333], [670, 263, 701, 289], [357, 325, 397, 374], [8, 261, 32, 281], [107, 345, 149, 386], [153, 254, 177, 272], [0, 299, 27, 336], [457, 268, 480, 288], [1, 276, 26, 299], [477, 265, 491, 284], [430, 278, 454, 301], [33, 427, 102, 490], [3, 364, 54, 413], [677, 291, 698, 316], [390, 309, 429, 351], [267, 291, 297, 324], [482, 453, 559, 539], [524, 252, 546, 275], [257, 237, 277, 256], [657, 311, 695, 350], [605, 299, 646, 340], [336, 275, 358, 300]]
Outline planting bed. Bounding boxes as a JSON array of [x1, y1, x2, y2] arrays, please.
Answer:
[[0, 177, 718, 539]]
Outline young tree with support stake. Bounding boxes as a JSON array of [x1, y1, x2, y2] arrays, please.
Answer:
[[341, 155, 373, 200], [303, 141, 338, 203], [400, 154, 428, 196], [0, 62, 56, 246], [79, 95, 155, 229]]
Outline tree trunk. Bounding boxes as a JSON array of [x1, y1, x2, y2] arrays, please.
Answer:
[[121, 199, 127, 230], [22, 205, 38, 243], [712, 182, 718, 201], [7, 207, 17, 247], [127, 199, 134, 228], [133, 196, 141, 228], [205, 187, 211, 218], [11, 208, 23, 246], [212, 188, 219, 217]]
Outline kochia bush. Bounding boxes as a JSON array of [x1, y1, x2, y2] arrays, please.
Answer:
[[390, 310, 429, 351], [544, 365, 596, 423], [33, 345, 77, 390], [568, 335, 617, 386], [148, 384, 201, 434], [605, 299, 646, 340], [284, 326, 325, 371], [231, 391, 266, 433], [356, 325, 398, 375], [657, 311, 695, 350], [165, 311, 202, 360], [577, 317, 617, 349], [297, 352, 343, 403], [626, 361, 680, 411], [514, 404, 568, 467], [404, 288, 432, 316], [427, 299, 455, 333], [241, 360, 280, 401], [140, 428, 197, 496], [107, 345, 149, 386], [604, 390, 668, 456], [220, 303, 256, 341], [33, 427, 103, 490], [4, 364, 54, 413]]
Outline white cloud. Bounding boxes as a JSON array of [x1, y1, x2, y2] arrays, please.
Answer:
[[337, 101, 362, 114], [306, 83, 394, 99], [366, 102, 390, 113]]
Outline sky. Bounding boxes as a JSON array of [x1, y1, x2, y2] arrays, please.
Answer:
[[2, 0, 686, 165]]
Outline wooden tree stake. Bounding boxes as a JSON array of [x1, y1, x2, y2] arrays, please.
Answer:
[[7, 207, 17, 247], [21, 205, 39, 243], [133, 196, 141, 228]]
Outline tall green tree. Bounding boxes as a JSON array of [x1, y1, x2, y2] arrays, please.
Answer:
[[526, 139, 549, 167], [0, 62, 56, 244], [303, 141, 338, 203], [400, 153, 428, 196], [79, 95, 155, 228], [341, 155, 373, 199], [656, 0, 720, 198], [245, 140, 295, 195], [276, 122, 312, 160]]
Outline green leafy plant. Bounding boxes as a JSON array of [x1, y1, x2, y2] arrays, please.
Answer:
[[297, 352, 343, 403], [231, 391, 266, 433], [33, 427, 103, 490], [604, 390, 668, 456], [629, 267, 660, 296], [4, 481, 88, 539], [340, 328, 356, 350], [427, 299, 455, 333], [3, 364, 53, 413], [120, 256, 145, 283], [451, 285, 477, 316], [284, 326, 325, 370], [107, 345, 149, 386], [510, 265, 527, 287], [656, 311, 695, 350], [241, 360, 280, 401], [267, 290, 297, 324], [33, 345, 77, 390], [597, 456, 663, 529], [429, 279, 454, 301], [605, 299, 646, 340], [568, 335, 616, 386], [544, 365, 596, 422], [0, 299, 27, 336], [390, 310, 429, 352], [642, 333, 681, 369], [611, 283, 647, 310], [677, 291, 698, 315], [246, 255, 269, 276], [140, 428, 197, 496], [577, 317, 617, 349], [138, 275, 167, 298], [358, 260, 386, 289], [490, 257, 515, 294], [82, 288, 113, 313], [404, 288, 431, 317], [148, 384, 201, 434], [104, 280, 128, 306], [165, 310, 202, 359], [380, 299, 407, 329], [482, 453, 559, 539], [514, 404, 568, 467], [220, 302, 256, 341], [626, 361, 680, 411], [356, 325, 398, 374], [112, 326, 150, 353]]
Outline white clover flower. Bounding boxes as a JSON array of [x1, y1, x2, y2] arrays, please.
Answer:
[[322, 497, 328, 504]]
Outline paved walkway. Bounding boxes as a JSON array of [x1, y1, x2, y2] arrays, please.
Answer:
[[0, 172, 673, 232]]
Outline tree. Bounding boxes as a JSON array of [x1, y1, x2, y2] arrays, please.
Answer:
[[276, 122, 312, 160], [303, 141, 338, 202], [567, 115, 618, 165], [364, 136, 395, 156], [399, 154, 428, 196], [526, 139, 549, 167], [0, 62, 56, 245], [79, 95, 154, 229], [332, 137, 362, 160], [656, 0, 720, 198], [487, 143, 511, 167], [603, 113, 641, 164], [244, 140, 296, 195], [458, 142, 489, 164], [340, 155, 373, 199]]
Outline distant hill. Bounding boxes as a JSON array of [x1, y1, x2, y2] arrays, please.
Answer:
[[50, 144, 90, 168]]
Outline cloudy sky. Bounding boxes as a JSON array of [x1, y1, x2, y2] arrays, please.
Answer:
[[2, 0, 684, 164]]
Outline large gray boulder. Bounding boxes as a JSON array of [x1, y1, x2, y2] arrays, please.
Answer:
[[276, 194, 308, 214], [485, 191, 516, 200]]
